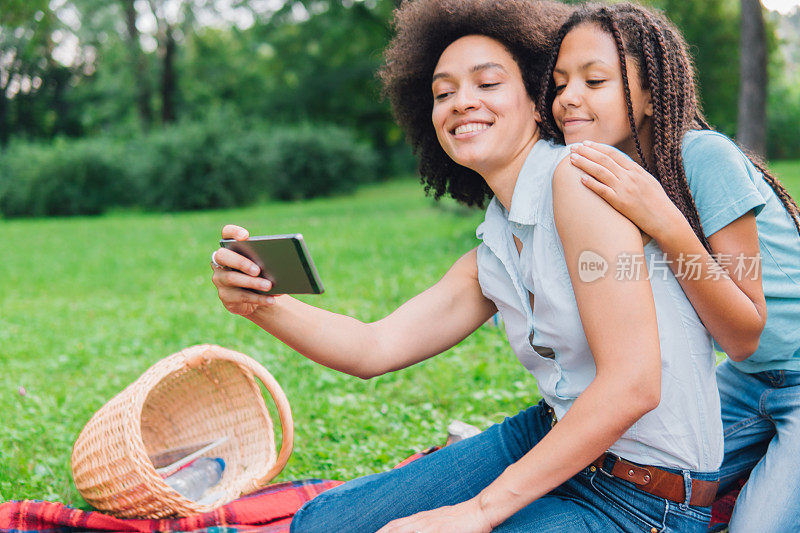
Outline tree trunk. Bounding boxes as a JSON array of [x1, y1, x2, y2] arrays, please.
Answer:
[[50, 64, 69, 136], [44, 32, 69, 137], [161, 24, 177, 123], [736, 0, 767, 156], [123, 0, 152, 128], [0, 88, 8, 146]]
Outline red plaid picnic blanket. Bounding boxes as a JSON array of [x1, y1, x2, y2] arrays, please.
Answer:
[[709, 478, 746, 532], [0, 447, 742, 532], [0, 479, 342, 533]]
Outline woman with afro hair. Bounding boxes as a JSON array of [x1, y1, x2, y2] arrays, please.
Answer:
[[211, 1, 723, 531]]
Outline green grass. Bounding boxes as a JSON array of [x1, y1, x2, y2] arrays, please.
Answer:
[[3, 159, 799, 506], [0, 178, 540, 505]]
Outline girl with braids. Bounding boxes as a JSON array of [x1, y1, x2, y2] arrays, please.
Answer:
[[211, 0, 731, 530], [541, 3, 800, 531]]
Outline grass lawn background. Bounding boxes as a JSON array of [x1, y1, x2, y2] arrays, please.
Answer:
[[2, 161, 799, 505]]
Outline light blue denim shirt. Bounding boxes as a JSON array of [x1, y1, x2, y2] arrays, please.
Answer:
[[682, 130, 800, 373], [476, 139, 723, 471]]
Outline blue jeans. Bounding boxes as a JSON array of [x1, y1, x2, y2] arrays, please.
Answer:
[[290, 400, 716, 532], [716, 360, 800, 532]]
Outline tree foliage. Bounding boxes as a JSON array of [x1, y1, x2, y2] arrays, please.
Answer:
[[0, 0, 798, 158]]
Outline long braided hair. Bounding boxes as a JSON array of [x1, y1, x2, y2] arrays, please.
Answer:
[[539, 2, 800, 250]]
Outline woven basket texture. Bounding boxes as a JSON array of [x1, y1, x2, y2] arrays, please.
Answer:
[[70, 344, 293, 518]]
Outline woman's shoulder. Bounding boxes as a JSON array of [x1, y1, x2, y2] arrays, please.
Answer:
[[537, 140, 575, 189], [533, 138, 572, 169]]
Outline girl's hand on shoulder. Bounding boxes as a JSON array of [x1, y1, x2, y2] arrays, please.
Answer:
[[568, 141, 682, 240], [376, 499, 493, 533], [211, 224, 278, 317]]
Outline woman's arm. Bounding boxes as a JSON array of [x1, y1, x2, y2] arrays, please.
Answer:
[[378, 160, 662, 532], [569, 141, 766, 361], [475, 158, 662, 526], [212, 225, 497, 379]]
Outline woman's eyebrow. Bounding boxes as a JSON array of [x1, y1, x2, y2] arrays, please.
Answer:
[[432, 62, 507, 83], [553, 60, 610, 75]]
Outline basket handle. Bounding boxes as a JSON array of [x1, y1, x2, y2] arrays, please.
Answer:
[[189, 346, 294, 485], [242, 356, 294, 484]]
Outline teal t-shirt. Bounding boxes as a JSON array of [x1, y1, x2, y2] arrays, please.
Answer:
[[682, 129, 800, 373]]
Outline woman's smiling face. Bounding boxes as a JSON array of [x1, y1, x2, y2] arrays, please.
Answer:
[[431, 35, 539, 177], [551, 23, 652, 158]]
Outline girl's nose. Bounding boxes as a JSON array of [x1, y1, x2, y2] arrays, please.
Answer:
[[557, 82, 582, 108]]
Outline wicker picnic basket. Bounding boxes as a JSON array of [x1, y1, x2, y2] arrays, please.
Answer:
[[70, 344, 294, 519]]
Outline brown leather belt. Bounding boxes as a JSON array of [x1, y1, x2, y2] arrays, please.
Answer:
[[591, 453, 719, 507]]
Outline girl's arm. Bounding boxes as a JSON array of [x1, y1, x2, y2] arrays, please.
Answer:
[[212, 225, 497, 379], [569, 141, 766, 361], [378, 159, 662, 532]]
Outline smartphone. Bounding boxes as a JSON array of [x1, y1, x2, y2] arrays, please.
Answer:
[[219, 234, 324, 295]]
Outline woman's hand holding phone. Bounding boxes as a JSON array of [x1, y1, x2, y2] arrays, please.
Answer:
[[211, 224, 279, 317]]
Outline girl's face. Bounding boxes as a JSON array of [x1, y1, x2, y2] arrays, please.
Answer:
[[431, 35, 540, 177], [552, 23, 652, 158]]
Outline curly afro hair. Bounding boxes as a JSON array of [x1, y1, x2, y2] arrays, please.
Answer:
[[380, 0, 572, 208]]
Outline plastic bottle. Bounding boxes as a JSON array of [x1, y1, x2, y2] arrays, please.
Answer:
[[164, 457, 225, 501], [446, 420, 481, 445]]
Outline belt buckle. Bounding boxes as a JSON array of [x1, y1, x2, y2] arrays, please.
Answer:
[[546, 406, 557, 428], [598, 452, 620, 478]]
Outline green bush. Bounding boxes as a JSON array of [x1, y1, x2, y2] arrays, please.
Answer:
[[0, 137, 129, 217], [0, 118, 379, 218], [131, 120, 377, 210], [264, 124, 378, 201], [128, 119, 270, 211]]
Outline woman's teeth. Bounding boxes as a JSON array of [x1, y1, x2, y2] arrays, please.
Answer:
[[454, 123, 490, 135]]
